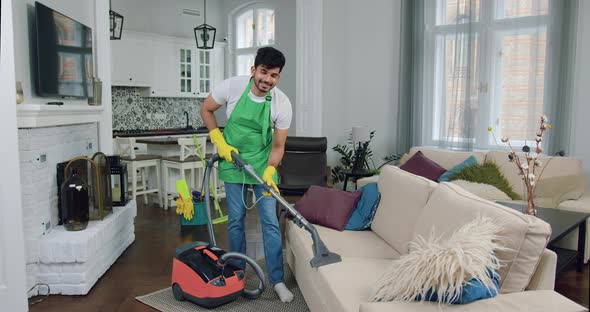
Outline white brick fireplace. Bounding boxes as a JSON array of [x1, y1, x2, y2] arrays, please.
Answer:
[[19, 123, 135, 296]]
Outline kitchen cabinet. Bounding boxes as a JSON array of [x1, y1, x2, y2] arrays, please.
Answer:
[[148, 39, 177, 97], [160, 43, 225, 98], [111, 34, 153, 87], [196, 48, 225, 98], [111, 31, 225, 98]]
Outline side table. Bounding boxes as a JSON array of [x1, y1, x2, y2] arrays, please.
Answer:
[[340, 169, 374, 191]]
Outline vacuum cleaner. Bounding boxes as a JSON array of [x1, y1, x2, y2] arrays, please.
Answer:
[[171, 151, 341, 308]]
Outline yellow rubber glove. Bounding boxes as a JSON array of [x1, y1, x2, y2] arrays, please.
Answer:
[[175, 198, 184, 216], [262, 166, 280, 197], [209, 128, 239, 162]]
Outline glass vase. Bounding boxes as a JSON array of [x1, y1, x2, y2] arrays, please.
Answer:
[[524, 189, 537, 216]]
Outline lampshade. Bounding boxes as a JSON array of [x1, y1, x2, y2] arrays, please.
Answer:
[[352, 126, 370, 143], [194, 0, 216, 49]]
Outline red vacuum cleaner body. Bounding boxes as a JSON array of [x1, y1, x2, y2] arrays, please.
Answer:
[[171, 242, 265, 309]]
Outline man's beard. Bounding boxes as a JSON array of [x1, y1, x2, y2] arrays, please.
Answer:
[[254, 78, 273, 93]]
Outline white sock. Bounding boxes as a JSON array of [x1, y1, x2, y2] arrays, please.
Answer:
[[273, 282, 294, 303]]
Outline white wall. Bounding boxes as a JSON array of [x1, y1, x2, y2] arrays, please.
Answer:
[[322, 0, 401, 167], [1, 0, 28, 309], [115, 0, 225, 40], [221, 0, 297, 135], [570, 0, 590, 189], [12, 0, 95, 105]]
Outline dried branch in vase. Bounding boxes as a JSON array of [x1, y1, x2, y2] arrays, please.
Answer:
[[488, 116, 554, 216]]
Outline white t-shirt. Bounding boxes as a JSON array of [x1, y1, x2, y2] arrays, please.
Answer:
[[210, 76, 292, 130]]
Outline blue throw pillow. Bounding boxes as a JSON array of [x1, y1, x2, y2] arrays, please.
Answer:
[[345, 182, 380, 230], [438, 155, 478, 182], [419, 269, 499, 304]]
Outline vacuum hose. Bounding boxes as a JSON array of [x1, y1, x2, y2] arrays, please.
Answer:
[[219, 252, 266, 299], [203, 152, 341, 271]]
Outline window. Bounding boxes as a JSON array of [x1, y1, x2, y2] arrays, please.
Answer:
[[424, 0, 550, 148], [232, 5, 275, 76]]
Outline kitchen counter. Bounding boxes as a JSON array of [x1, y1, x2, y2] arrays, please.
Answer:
[[112, 127, 221, 138]]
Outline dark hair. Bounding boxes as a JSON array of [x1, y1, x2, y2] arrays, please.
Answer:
[[254, 47, 286, 72]]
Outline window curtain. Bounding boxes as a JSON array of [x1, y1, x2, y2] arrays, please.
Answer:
[[395, 0, 425, 154], [546, 0, 578, 156], [397, 0, 579, 154]]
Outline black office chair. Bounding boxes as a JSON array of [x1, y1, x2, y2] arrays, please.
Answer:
[[277, 136, 328, 196]]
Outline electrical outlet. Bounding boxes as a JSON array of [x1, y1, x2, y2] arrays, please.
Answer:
[[42, 220, 51, 235], [34, 153, 47, 169]]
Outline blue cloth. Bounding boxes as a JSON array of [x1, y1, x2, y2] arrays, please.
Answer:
[[420, 269, 500, 304], [345, 182, 381, 230], [225, 182, 284, 285], [438, 155, 478, 182]]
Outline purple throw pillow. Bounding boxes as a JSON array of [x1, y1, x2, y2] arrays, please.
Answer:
[[399, 150, 446, 181], [293, 185, 363, 231]]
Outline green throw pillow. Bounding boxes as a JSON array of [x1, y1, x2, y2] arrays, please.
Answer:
[[449, 160, 521, 200]]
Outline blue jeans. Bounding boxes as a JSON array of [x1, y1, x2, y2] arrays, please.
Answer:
[[225, 182, 284, 285]]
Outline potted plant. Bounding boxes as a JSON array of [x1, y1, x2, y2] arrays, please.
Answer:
[[331, 130, 401, 185]]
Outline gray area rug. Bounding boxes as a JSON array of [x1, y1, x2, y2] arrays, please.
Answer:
[[136, 257, 310, 312]]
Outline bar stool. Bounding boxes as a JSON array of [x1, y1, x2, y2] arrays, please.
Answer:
[[161, 137, 207, 210], [114, 137, 162, 206]]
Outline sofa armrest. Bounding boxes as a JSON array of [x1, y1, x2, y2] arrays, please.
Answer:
[[358, 290, 586, 312], [526, 248, 557, 290], [558, 192, 590, 214], [357, 175, 379, 188]]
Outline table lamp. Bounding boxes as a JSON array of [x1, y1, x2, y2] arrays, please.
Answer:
[[351, 126, 370, 173]]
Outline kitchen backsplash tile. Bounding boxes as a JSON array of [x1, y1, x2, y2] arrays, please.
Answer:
[[112, 87, 205, 130]]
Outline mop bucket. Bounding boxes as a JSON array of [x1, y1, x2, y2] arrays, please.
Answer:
[[179, 192, 208, 226]]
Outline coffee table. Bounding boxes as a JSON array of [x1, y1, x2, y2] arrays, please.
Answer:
[[497, 201, 590, 273]]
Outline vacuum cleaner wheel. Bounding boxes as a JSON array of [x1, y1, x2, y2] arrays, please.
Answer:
[[172, 283, 185, 301]]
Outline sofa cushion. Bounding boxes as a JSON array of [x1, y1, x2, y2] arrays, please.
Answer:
[[413, 182, 551, 293], [400, 151, 447, 181], [408, 146, 487, 170], [286, 222, 400, 261], [294, 185, 362, 231], [486, 151, 583, 197], [358, 290, 587, 312], [371, 166, 438, 255], [450, 180, 511, 201], [315, 257, 396, 312]]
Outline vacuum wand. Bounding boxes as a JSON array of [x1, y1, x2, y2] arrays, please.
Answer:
[[228, 151, 341, 268], [204, 154, 221, 246]]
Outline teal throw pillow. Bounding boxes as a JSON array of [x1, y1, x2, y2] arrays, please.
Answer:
[[345, 183, 380, 230], [419, 269, 499, 304], [438, 155, 478, 182]]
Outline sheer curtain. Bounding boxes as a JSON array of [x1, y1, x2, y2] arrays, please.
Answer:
[[397, 0, 579, 153]]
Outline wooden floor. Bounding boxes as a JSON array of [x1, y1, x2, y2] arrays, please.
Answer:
[[29, 197, 589, 311]]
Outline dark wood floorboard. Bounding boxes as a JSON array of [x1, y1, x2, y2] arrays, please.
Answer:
[[29, 197, 589, 311]]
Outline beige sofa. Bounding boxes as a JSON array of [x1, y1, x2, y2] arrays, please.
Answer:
[[285, 165, 587, 311], [401, 146, 590, 263]]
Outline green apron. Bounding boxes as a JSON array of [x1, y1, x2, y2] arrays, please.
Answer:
[[218, 79, 277, 185]]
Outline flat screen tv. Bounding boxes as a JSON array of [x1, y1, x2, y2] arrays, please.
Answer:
[[35, 2, 94, 99]]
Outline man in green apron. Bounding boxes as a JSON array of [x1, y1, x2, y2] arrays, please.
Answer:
[[200, 47, 293, 303]]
